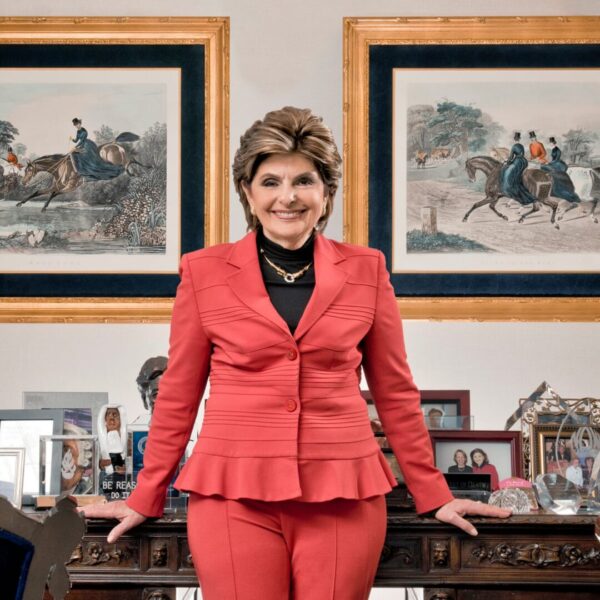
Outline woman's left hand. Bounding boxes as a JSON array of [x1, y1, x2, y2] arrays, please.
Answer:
[[435, 498, 511, 536]]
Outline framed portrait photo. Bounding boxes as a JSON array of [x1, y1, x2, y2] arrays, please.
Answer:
[[531, 424, 600, 484], [430, 430, 523, 488], [420, 389, 471, 430], [344, 16, 600, 320], [0, 447, 25, 508], [0, 17, 229, 323], [520, 394, 600, 480]]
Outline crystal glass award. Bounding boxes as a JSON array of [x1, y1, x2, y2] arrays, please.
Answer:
[[534, 473, 582, 515]]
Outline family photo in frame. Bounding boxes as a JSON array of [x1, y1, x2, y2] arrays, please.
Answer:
[[430, 430, 523, 491]]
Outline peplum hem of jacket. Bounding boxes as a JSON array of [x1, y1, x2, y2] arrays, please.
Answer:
[[173, 449, 397, 503]]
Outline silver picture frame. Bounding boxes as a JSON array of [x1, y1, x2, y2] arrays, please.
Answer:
[[0, 447, 25, 508]]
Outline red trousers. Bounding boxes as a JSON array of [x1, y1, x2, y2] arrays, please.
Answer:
[[187, 494, 387, 600]]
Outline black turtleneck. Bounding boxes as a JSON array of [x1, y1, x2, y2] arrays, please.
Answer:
[[257, 228, 315, 334]]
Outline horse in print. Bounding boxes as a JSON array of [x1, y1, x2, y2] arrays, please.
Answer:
[[99, 142, 151, 177], [562, 166, 600, 224], [464, 156, 562, 228], [17, 142, 151, 211], [18, 154, 80, 211]]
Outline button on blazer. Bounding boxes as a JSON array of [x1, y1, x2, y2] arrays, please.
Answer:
[[127, 231, 453, 517]]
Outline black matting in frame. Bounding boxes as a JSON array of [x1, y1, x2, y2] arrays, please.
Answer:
[[0, 43, 204, 297], [369, 43, 600, 297]]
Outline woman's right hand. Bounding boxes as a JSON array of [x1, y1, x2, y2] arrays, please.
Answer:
[[79, 500, 147, 543]]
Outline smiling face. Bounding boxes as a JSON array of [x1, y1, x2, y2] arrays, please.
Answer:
[[454, 450, 467, 467], [472, 451, 485, 467], [242, 153, 327, 250]]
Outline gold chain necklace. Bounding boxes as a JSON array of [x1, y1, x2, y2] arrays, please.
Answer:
[[259, 248, 312, 283]]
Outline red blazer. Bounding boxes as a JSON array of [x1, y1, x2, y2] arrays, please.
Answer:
[[126, 231, 452, 517]]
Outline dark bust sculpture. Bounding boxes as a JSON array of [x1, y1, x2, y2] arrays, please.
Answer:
[[136, 356, 168, 414]]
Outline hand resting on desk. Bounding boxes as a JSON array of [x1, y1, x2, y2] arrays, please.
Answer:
[[435, 498, 511, 536], [79, 500, 146, 544], [78, 496, 510, 543]]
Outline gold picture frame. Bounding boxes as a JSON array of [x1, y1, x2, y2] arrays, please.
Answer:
[[343, 16, 600, 321], [520, 394, 600, 481], [0, 17, 229, 323]]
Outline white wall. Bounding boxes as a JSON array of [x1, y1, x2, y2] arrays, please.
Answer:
[[1, 2, 599, 599]]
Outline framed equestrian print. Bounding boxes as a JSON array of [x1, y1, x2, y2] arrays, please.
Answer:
[[344, 17, 600, 320], [0, 17, 229, 322]]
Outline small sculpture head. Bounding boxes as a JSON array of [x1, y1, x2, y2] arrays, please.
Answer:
[[136, 356, 168, 413], [151, 542, 168, 567], [432, 541, 449, 567]]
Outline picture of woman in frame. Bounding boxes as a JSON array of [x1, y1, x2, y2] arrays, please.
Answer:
[[448, 449, 473, 474], [470, 448, 500, 491]]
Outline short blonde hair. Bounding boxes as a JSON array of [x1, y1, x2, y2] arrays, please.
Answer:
[[233, 106, 342, 231]]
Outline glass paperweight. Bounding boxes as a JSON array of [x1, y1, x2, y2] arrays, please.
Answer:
[[488, 488, 531, 514], [534, 473, 582, 515]]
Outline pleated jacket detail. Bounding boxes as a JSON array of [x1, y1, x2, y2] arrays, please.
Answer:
[[126, 232, 453, 517]]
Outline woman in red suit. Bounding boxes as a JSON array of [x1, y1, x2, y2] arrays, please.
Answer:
[[470, 448, 500, 491], [82, 107, 508, 599]]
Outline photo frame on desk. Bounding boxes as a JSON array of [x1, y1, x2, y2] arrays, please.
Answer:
[[0, 17, 229, 323], [420, 389, 471, 430], [344, 16, 600, 321], [531, 424, 600, 485], [429, 430, 523, 487], [0, 447, 25, 508], [361, 388, 471, 432], [0, 409, 64, 505], [39, 434, 98, 498], [520, 394, 600, 481]]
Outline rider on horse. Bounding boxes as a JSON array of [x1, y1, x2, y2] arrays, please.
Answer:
[[499, 132, 537, 205], [541, 136, 581, 203], [70, 117, 124, 180], [528, 131, 548, 164], [5, 146, 23, 171]]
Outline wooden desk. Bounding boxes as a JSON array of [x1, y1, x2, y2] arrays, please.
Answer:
[[62, 511, 600, 600]]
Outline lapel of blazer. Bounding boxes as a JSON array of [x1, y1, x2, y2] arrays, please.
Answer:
[[226, 231, 290, 336], [293, 233, 348, 342], [226, 231, 349, 341]]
